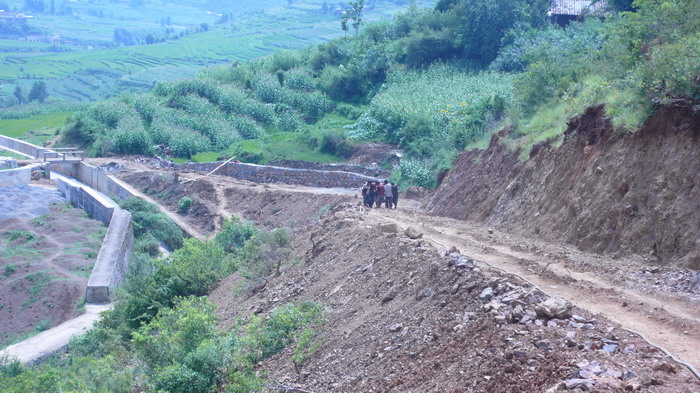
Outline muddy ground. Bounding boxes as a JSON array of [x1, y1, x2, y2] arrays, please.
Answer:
[[0, 198, 106, 348], [118, 170, 356, 235]]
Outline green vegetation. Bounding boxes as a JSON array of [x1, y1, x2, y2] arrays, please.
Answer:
[[0, 0, 426, 105], [0, 198, 327, 391], [178, 196, 193, 214], [58, 0, 700, 188], [0, 111, 70, 145]]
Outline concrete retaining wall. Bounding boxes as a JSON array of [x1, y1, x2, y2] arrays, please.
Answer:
[[177, 161, 377, 188], [57, 176, 117, 225], [86, 211, 134, 304], [0, 135, 47, 158], [54, 170, 134, 303], [0, 164, 42, 188], [50, 161, 133, 201]]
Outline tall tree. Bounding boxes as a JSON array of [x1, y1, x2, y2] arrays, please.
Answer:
[[28, 81, 49, 102], [349, 0, 365, 36], [13, 85, 24, 105]]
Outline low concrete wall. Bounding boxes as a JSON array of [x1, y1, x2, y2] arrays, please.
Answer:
[[0, 163, 42, 188], [50, 161, 133, 200], [177, 161, 377, 188], [86, 211, 134, 304], [55, 174, 133, 303], [57, 176, 117, 225], [269, 160, 390, 178], [0, 135, 47, 158]]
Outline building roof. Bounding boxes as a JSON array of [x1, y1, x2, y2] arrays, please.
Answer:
[[548, 0, 606, 16]]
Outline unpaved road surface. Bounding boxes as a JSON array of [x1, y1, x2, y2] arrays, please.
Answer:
[[370, 205, 700, 372]]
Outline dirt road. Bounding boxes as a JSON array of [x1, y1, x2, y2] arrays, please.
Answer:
[[370, 205, 700, 373]]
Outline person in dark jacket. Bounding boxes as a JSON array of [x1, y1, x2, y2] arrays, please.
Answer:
[[391, 182, 399, 209], [368, 181, 377, 208], [376, 181, 385, 208], [361, 181, 370, 207]]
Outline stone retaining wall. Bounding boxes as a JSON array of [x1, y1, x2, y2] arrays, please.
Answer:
[[177, 161, 377, 189], [0, 163, 42, 188], [269, 160, 390, 178], [0, 135, 47, 158]]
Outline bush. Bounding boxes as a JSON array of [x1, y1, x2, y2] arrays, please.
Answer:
[[215, 217, 256, 252], [118, 197, 184, 250], [178, 197, 193, 214]]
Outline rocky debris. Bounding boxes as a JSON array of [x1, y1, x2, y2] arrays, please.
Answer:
[[31, 169, 43, 181], [404, 227, 423, 239], [479, 287, 493, 301], [536, 297, 573, 319], [404, 186, 428, 200], [378, 223, 400, 233]]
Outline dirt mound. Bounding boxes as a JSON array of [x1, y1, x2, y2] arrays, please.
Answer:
[[427, 105, 700, 268], [209, 203, 699, 392]]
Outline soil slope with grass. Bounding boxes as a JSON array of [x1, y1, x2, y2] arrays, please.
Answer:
[[0, 203, 106, 348], [427, 105, 700, 268]]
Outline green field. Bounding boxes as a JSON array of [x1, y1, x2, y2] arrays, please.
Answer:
[[0, 0, 425, 103], [0, 111, 70, 145]]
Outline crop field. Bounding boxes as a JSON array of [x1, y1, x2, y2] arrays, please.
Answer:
[[0, 111, 70, 145], [0, 0, 425, 103]]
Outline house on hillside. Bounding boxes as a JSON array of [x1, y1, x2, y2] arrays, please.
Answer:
[[548, 0, 607, 26], [0, 10, 32, 24]]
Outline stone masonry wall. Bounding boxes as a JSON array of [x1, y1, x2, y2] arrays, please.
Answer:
[[177, 162, 377, 188]]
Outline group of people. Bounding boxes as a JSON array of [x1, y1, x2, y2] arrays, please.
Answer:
[[361, 180, 399, 209]]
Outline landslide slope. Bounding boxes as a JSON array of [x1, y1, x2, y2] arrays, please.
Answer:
[[427, 105, 700, 268]]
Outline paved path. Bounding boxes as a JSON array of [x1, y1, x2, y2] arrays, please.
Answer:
[[0, 305, 111, 364], [0, 184, 64, 220]]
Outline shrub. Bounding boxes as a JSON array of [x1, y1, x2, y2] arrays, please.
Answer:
[[118, 197, 184, 250], [215, 217, 256, 252], [178, 197, 193, 214]]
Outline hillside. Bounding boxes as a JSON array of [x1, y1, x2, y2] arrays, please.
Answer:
[[427, 105, 700, 268]]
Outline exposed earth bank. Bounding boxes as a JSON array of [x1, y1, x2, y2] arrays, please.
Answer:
[[427, 105, 700, 268], [209, 204, 700, 392]]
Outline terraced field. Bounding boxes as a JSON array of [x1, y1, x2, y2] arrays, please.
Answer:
[[0, 0, 427, 103]]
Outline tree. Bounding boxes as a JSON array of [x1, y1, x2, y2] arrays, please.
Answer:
[[340, 10, 349, 37], [28, 81, 48, 102], [349, 0, 365, 35], [13, 85, 24, 105]]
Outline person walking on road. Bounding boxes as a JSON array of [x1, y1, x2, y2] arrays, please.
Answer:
[[383, 180, 392, 208], [361, 181, 370, 207], [376, 181, 385, 208]]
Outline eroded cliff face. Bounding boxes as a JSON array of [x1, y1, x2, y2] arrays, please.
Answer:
[[427, 104, 700, 268]]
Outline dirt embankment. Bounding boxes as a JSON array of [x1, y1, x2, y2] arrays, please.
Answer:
[[428, 105, 700, 268], [119, 171, 356, 234], [209, 204, 699, 392]]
